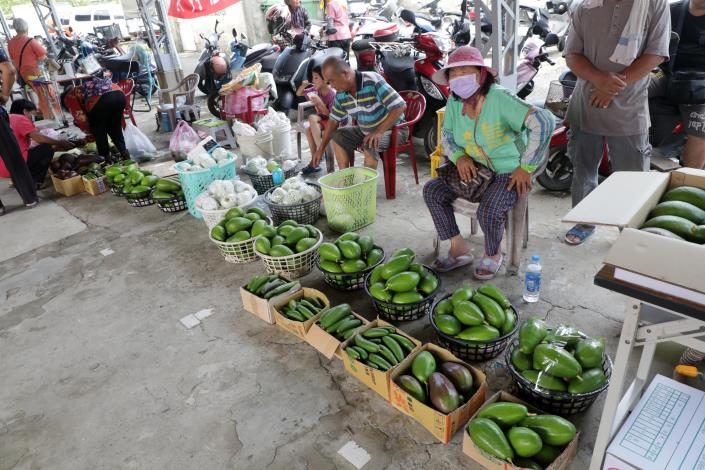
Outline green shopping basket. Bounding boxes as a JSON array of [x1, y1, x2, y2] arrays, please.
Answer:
[[318, 167, 379, 233]]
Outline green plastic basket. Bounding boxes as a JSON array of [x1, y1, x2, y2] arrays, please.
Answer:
[[318, 167, 378, 233]]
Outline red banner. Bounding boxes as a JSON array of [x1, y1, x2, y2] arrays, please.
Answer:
[[168, 0, 241, 19]]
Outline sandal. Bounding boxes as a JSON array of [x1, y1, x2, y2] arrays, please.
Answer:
[[565, 225, 595, 246], [432, 253, 474, 273], [301, 165, 321, 175], [474, 254, 504, 280]]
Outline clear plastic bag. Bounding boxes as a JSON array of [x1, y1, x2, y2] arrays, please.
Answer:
[[124, 122, 157, 161]]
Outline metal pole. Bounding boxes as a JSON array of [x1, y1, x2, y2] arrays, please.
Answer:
[[472, 0, 519, 93], [30, 0, 65, 57], [0, 8, 11, 59], [134, 0, 183, 88]]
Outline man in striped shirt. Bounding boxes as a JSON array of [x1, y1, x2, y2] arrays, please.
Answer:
[[311, 57, 407, 169]]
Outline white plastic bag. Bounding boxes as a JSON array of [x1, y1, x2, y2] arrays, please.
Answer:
[[124, 122, 157, 160], [169, 121, 201, 161]]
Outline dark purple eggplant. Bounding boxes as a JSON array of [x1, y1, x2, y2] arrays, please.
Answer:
[[50, 160, 62, 172], [428, 372, 461, 414], [76, 154, 104, 166], [58, 154, 75, 166], [439, 362, 474, 394]]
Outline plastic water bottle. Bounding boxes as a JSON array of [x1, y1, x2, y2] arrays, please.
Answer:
[[523, 255, 542, 303], [272, 167, 284, 186]]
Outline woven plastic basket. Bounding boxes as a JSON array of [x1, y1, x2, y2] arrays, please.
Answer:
[[244, 166, 299, 195], [544, 80, 576, 120], [264, 183, 322, 225], [108, 183, 126, 197], [429, 294, 519, 362], [198, 196, 258, 229], [156, 196, 187, 213], [317, 246, 385, 291], [505, 341, 612, 416], [174, 156, 237, 219], [318, 167, 379, 233], [209, 217, 274, 263], [254, 229, 322, 280], [125, 188, 155, 207], [363, 266, 441, 321]]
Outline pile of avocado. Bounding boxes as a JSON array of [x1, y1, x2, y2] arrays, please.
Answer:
[[344, 327, 416, 370], [641, 186, 705, 243], [254, 220, 320, 257], [367, 248, 439, 305], [278, 296, 326, 322], [315, 304, 363, 340], [395, 350, 475, 414], [318, 232, 384, 274], [211, 207, 271, 243], [244, 275, 300, 299], [468, 401, 577, 469], [152, 178, 184, 203], [511, 318, 608, 395], [432, 284, 517, 342], [105, 162, 158, 196]]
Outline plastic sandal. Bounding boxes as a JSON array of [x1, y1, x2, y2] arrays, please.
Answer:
[[474, 254, 504, 280], [565, 225, 595, 246], [301, 165, 321, 175], [432, 254, 473, 273]]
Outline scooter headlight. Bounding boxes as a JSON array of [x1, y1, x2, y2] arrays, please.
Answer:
[[420, 75, 444, 101], [432, 36, 452, 54]]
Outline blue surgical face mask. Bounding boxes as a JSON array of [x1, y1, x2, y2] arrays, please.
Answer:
[[449, 74, 481, 100]]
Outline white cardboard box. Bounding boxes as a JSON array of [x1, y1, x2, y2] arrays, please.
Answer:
[[606, 374, 705, 469], [563, 169, 705, 295]]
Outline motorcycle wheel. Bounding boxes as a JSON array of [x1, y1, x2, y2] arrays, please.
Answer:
[[207, 91, 223, 119], [197, 77, 210, 95], [537, 144, 573, 192], [558, 35, 566, 52], [416, 115, 437, 157]]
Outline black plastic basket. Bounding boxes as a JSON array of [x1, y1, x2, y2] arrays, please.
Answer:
[[363, 266, 441, 321], [264, 183, 322, 225], [109, 183, 125, 197], [317, 246, 385, 291], [505, 341, 612, 416], [125, 188, 155, 207], [244, 166, 299, 195], [156, 196, 187, 213], [429, 294, 519, 362]]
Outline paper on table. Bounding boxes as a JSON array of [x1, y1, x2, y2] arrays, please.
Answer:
[[614, 268, 705, 306], [608, 375, 704, 469]]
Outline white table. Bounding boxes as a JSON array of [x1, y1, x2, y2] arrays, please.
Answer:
[[589, 264, 705, 470]]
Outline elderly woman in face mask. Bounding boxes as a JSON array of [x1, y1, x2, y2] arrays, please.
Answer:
[[423, 46, 555, 280]]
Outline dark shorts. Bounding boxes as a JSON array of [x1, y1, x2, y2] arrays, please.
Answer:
[[331, 125, 409, 160], [649, 72, 705, 141]]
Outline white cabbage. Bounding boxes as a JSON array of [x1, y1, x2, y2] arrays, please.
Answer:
[[219, 194, 238, 208], [199, 196, 219, 211]]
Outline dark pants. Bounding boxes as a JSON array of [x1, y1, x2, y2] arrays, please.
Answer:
[[88, 90, 128, 160], [328, 39, 351, 59], [27, 144, 54, 185], [0, 109, 37, 204]]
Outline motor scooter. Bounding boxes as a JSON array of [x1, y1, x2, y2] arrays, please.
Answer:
[[194, 20, 231, 96]]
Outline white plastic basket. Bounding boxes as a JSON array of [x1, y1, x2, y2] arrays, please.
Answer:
[[209, 217, 274, 263], [254, 229, 322, 280]]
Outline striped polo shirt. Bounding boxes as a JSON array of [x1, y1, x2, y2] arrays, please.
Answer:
[[330, 71, 405, 134]]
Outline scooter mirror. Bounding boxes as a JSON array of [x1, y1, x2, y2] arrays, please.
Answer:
[[400, 9, 416, 25], [555, 2, 568, 14], [232, 28, 237, 37], [544, 33, 559, 46]]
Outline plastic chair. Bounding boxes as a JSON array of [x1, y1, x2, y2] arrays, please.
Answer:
[[294, 101, 335, 173], [156, 73, 201, 131], [128, 45, 157, 112], [431, 156, 549, 274], [117, 79, 137, 127], [379, 90, 426, 199]]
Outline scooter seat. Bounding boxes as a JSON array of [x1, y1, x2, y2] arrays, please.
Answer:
[[351, 39, 372, 52], [381, 51, 414, 73]]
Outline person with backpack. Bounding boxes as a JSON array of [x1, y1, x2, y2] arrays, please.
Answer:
[[649, 0, 705, 169], [7, 18, 62, 121]]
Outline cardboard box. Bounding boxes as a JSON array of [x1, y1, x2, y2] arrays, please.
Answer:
[[462, 391, 579, 470], [305, 311, 370, 360], [51, 174, 85, 196], [339, 320, 422, 401], [389, 343, 488, 444], [239, 281, 302, 324], [606, 374, 705, 470], [271, 288, 330, 340], [83, 175, 108, 195], [563, 169, 705, 294]]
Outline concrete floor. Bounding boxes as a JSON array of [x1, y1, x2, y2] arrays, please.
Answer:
[[0, 51, 698, 470]]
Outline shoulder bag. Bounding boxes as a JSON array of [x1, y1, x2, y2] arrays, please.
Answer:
[[15, 38, 34, 88], [666, 0, 705, 105]]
